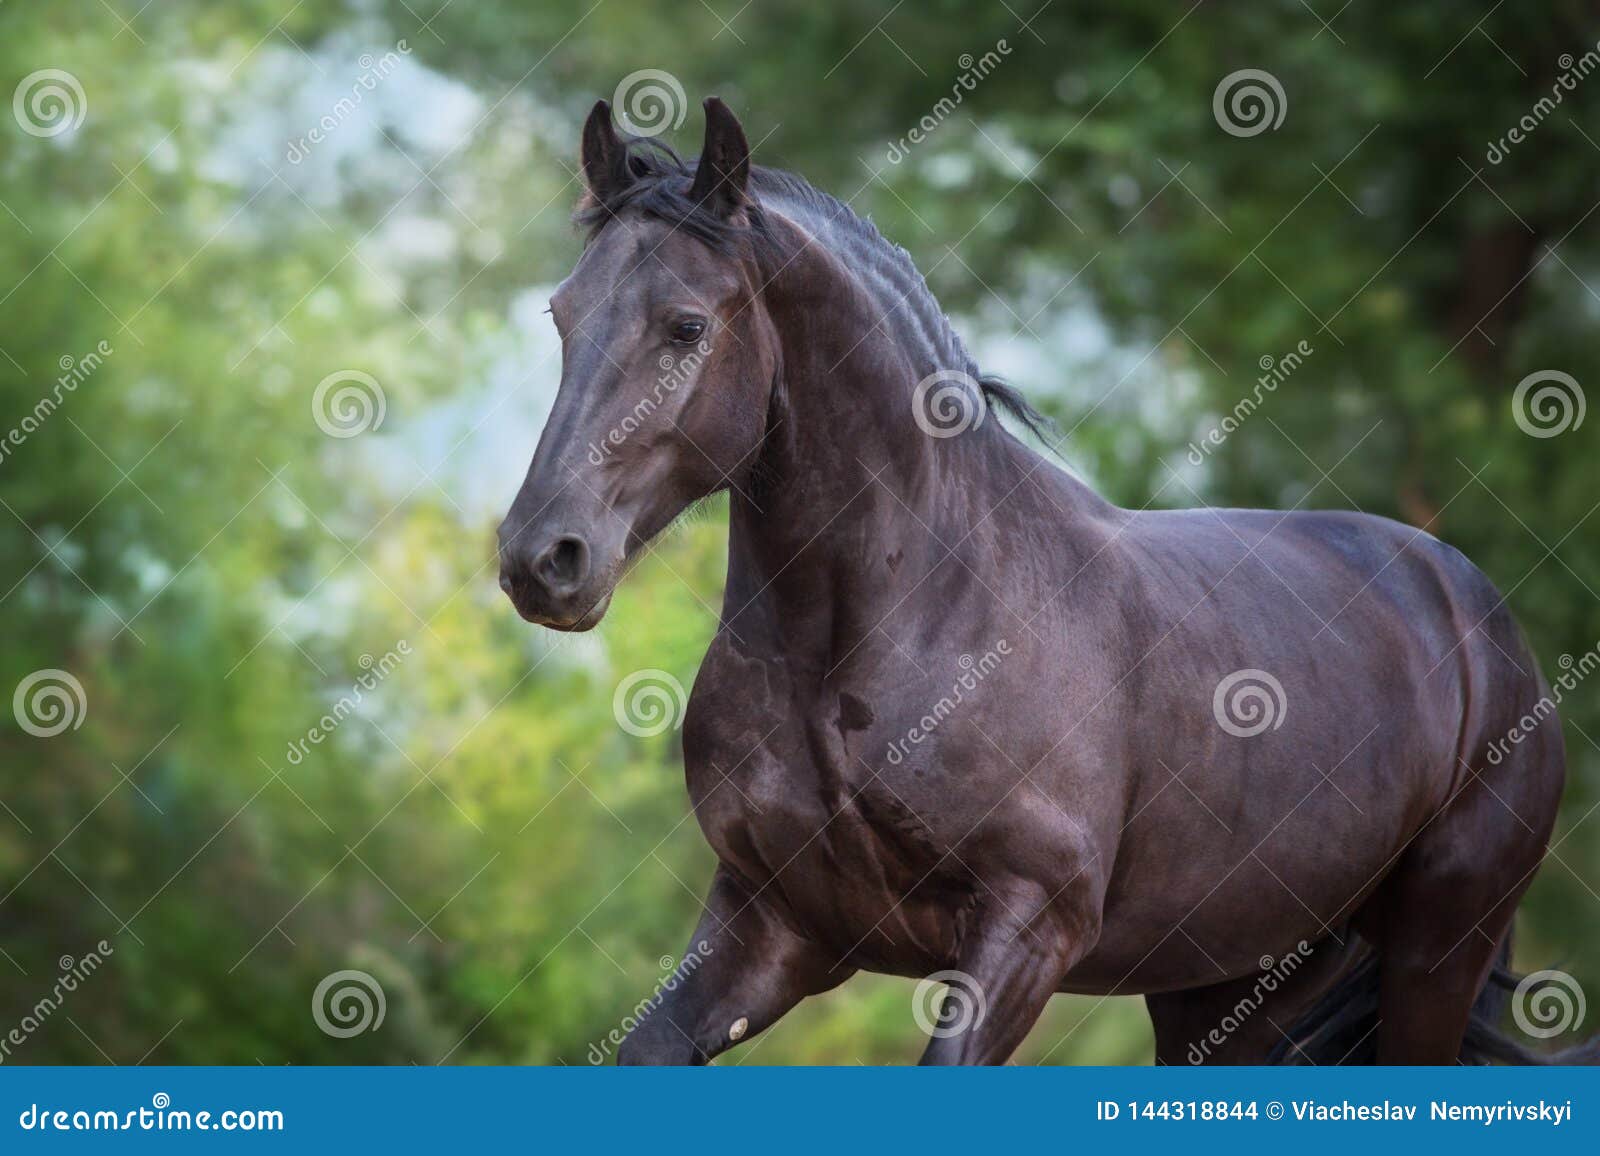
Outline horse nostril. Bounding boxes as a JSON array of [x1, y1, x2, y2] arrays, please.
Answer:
[[538, 535, 589, 592]]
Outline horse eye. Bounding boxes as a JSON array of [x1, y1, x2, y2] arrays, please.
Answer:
[[669, 318, 706, 344]]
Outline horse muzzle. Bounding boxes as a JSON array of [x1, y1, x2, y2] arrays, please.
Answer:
[[496, 529, 615, 631]]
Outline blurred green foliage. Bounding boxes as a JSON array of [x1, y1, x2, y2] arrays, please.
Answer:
[[0, 0, 1594, 1064]]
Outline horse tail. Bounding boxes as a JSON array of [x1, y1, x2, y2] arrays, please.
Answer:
[[1460, 944, 1600, 1064], [1268, 947, 1380, 1063], [1271, 934, 1600, 1064]]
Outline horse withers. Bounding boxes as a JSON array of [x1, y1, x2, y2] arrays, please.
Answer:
[[496, 96, 1584, 1065]]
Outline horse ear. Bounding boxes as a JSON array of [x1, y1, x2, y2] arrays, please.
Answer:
[[580, 99, 631, 204], [688, 96, 749, 217]]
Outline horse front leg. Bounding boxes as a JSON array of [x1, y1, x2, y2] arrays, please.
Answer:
[[616, 865, 852, 1064], [917, 886, 1094, 1065]]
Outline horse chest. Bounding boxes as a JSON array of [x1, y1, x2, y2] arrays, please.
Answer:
[[684, 648, 967, 969]]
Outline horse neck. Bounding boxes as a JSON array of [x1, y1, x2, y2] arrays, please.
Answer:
[[720, 213, 1101, 655]]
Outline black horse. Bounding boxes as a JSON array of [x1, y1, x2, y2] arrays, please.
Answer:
[[497, 97, 1586, 1064]]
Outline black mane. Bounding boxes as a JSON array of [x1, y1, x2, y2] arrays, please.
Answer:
[[574, 134, 1055, 446]]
